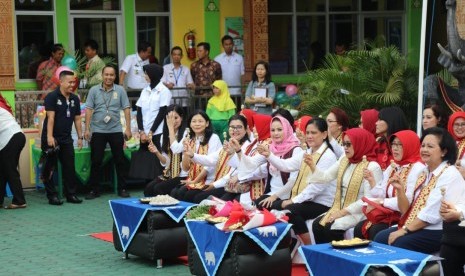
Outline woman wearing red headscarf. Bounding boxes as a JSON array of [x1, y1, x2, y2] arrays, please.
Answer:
[[239, 108, 256, 139], [305, 128, 383, 243], [232, 116, 303, 208], [359, 109, 379, 137], [448, 112, 465, 177], [294, 115, 312, 146], [353, 130, 425, 240], [0, 95, 27, 209]]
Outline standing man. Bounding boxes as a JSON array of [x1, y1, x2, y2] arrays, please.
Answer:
[[161, 46, 194, 108], [84, 66, 132, 199], [83, 39, 105, 88], [119, 41, 152, 90], [190, 42, 222, 95], [41, 70, 83, 205], [36, 43, 65, 96], [214, 35, 244, 98]]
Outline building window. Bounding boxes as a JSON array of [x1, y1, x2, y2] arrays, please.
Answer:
[[70, 0, 120, 11], [136, 0, 170, 65], [15, 1, 55, 80], [268, 0, 405, 75]]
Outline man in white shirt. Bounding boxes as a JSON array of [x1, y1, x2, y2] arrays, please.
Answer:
[[119, 41, 152, 90], [161, 46, 194, 107], [214, 35, 244, 96]]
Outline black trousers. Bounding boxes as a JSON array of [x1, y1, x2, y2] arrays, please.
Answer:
[[0, 132, 26, 205], [41, 142, 77, 199], [440, 243, 465, 276], [254, 194, 284, 210], [89, 132, 127, 193], [353, 219, 389, 240], [144, 176, 187, 196], [312, 215, 345, 244], [220, 192, 241, 202], [285, 202, 330, 235]]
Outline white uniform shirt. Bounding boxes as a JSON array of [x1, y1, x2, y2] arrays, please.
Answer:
[[0, 108, 22, 150], [267, 143, 338, 207], [120, 53, 150, 89], [214, 52, 244, 95], [370, 162, 425, 211], [135, 82, 172, 135], [161, 64, 193, 106]]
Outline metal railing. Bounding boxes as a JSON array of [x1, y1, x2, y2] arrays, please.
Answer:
[[14, 86, 245, 128]]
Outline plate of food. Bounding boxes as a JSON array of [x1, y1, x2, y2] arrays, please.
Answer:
[[148, 195, 180, 206], [331, 238, 371, 249], [139, 197, 154, 204], [205, 216, 228, 224]]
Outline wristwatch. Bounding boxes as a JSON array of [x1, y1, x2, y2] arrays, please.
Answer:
[[402, 225, 412, 234], [79, 136, 84, 140]]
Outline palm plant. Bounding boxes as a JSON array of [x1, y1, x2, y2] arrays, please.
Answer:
[[299, 45, 418, 128]]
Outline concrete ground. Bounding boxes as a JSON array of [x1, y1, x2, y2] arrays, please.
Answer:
[[0, 188, 190, 275]]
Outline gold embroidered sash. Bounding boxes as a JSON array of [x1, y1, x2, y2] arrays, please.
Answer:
[[386, 164, 413, 197], [161, 151, 181, 179], [247, 141, 265, 200], [187, 140, 208, 187], [213, 149, 232, 181], [320, 157, 369, 226], [457, 139, 465, 163], [399, 165, 448, 227], [290, 148, 326, 198]]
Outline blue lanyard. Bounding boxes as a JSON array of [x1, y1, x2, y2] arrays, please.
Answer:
[[173, 67, 182, 86]]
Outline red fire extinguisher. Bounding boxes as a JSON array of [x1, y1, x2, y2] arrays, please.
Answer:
[[184, 30, 196, 60]]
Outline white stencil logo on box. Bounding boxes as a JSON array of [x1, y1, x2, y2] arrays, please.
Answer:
[[258, 226, 277, 237], [121, 226, 130, 239], [354, 248, 375, 254], [205, 251, 215, 266], [388, 259, 415, 264]]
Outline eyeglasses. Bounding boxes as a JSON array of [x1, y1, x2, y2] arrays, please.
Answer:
[[453, 122, 465, 128], [342, 141, 352, 148], [391, 142, 403, 148], [326, 119, 338, 124], [229, 125, 244, 131]]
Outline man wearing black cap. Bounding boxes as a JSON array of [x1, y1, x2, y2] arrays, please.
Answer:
[[41, 70, 83, 205]]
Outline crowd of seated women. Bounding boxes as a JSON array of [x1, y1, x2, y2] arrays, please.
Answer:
[[143, 103, 465, 275]]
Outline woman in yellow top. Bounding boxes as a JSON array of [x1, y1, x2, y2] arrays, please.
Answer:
[[206, 80, 236, 142]]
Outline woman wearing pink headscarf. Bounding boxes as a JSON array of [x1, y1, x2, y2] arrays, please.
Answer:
[[232, 115, 303, 209]]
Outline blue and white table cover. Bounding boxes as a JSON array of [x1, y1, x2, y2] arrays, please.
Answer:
[[109, 198, 196, 252], [185, 220, 292, 276], [299, 241, 434, 276]]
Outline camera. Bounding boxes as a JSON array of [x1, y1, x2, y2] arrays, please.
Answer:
[[44, 145, 60, 156]]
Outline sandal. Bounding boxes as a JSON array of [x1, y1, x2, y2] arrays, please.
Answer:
[[4, 203, 27, 209]]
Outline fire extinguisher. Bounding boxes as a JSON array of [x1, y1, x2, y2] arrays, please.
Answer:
[[184, 30, 196, 60]]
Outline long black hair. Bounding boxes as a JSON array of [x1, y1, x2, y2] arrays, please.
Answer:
[[228, 114, 249, 145], [378, 106, 409, 140], [161, 104, 186, 154], [306, 117, 334, 153], [187, 110, 214, 146]]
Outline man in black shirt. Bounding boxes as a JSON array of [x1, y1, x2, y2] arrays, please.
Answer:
[[41, 70, 83, 205]]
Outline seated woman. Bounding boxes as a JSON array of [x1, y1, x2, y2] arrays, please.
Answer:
[[235, 116, 303, 208], [448, 111, 465, 173], [374, 107, 409, 170], [221, 113, 272, 204], [306, 128, 383, 244], [353, 130, 425, 240], [169, 110, 222, 200], [423, 103, 448, 130], [143, 104, 186, 196], [259, 118, 338, 244], [326, 107, 349, 159], [374, 127, 465, 254], [182, 115, 251, 203], [206, 80, 236, 142], [359, 109, 378, 137], [239, 108, 256, 140]]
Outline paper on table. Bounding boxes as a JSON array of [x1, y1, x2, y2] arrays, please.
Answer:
[[254, 87, 267, 107]]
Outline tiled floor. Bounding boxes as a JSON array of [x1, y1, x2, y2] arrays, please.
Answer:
[[0, 188, 190, 275]]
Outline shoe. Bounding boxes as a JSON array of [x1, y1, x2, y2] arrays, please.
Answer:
[[5, 203, 27, 209], [66, 195, 83, 204], [85, 191, 100, 200], [118, 189, 130, 198], [49, 197, 64, 206]]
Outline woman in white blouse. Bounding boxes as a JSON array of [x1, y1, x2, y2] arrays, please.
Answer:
[[258, 117, 338, 244], [374, 127, 465, 254], [170, 110, 222, 200], [353, 130, 425, 240]]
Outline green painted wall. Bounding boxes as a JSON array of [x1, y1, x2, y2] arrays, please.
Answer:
[[55, 0, 70, 49], [406, 1, 422, 66], [204, 0, 221, 57], [123, 0, 136, 55], [1, 91, 15, 111]]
